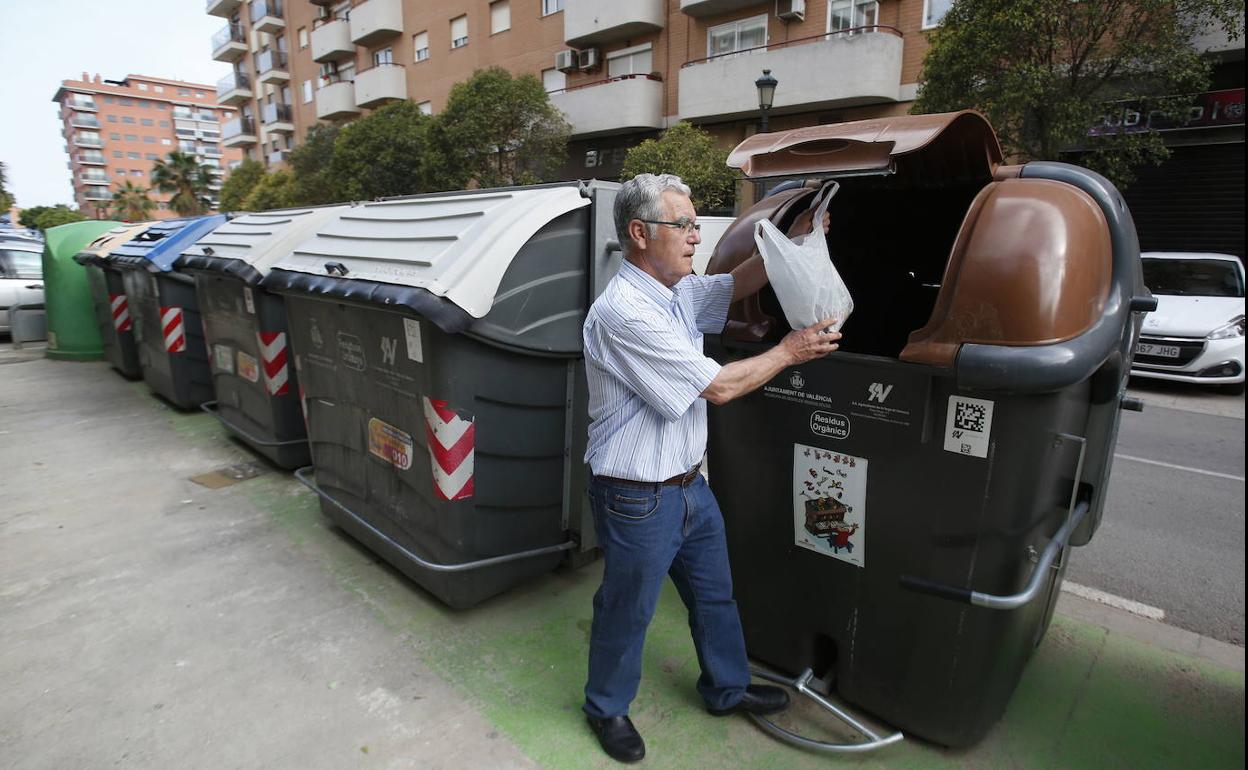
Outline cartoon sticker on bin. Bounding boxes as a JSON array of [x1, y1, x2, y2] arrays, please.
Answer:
[[793, 442, 867, 567]]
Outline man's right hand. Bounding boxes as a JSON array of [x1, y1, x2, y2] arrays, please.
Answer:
[[780, 317, 842, 364]]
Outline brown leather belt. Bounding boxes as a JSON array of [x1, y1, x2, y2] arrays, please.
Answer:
[[597, 465, 702, 488]]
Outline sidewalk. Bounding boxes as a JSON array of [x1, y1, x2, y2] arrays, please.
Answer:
[[2, 354, 1244, 770]]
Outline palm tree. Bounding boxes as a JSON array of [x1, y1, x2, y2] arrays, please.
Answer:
[[110, 180, 155, 222], [151, 151, 216, 216]]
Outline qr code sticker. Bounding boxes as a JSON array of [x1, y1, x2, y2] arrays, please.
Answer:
[[954, 402, 987, 433]]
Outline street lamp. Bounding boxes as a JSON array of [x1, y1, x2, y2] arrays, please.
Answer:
[[755, 69, 778, 134]]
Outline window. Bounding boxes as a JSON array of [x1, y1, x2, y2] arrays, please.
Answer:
[[119, 98, 133, 106], [542, 0, 563, 15], [107, 115, 117, 123], [417, 100, 432, 115], [302, 79, 314, 103], [109, 132, 121, 140], [162, 138, 172, 146], [450, 15, 468, 48], [126, 152, 140, 159], [828, 0, 878, 33], [298, 26, 308, 48], [413, 31, 429, 61], [707, 15, 767, 58], [178, 88, 190, 96], [138, 83, 149, 91], [922, 0, 953, 28], [131, 169, 144, 176], [156, 102, 166, 110], [607, 44, 653, 78], [145, 153, 158, 160], [122, 116, 135, 124], [104, 96, 116, 104], [490, 1, 510, 34], [114, 168, 125, 175], [125, 134, 138, 142], [155, 85, 164, 93], [159, 120, 169, 128], [139, 100, 151, 108], [112, 150, 123, 158], [141, 118, 154, 126], [542, 68, 566, 93], [143, 136, 156, 143], [195, 92, 205, 98], [373, 47, 394, 66]]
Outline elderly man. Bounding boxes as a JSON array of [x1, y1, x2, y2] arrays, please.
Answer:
[[582, 173, 840, 763]]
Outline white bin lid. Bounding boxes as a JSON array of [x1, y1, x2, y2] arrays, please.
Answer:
[[273, 186, 591, 318], [182, 206, 349, 276]]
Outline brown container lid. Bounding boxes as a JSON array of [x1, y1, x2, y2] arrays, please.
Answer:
[[727, 110, 1003, 180], [899, 178, 1113, 367]]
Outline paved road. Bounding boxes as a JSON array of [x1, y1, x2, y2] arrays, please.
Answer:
[[1064, 378, 1246, 645]]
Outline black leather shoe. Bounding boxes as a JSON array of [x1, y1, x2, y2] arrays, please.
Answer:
[[707, 684, 791, 717], [586, 715, 646, 763]]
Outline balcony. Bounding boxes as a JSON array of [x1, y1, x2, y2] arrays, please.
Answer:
[[76, 153, 106, 165], [70, 114, 101, 129], [354, 63, 406, 108], [65, 96, 97, 112], [267, 149, 292, 165], [203, 145, 224, 157], [205, 0, 242, 18], [565, 0, 663, 48], [549, 75, 665, 138], [212, 22, 247, 63], [256, 49, 290, 86], [73, 135, 103, 148], [83, 188, 113, 202], [250, 0, 285, 34], [221, 116, 258, 147], [261, 102, 295, 133], [315, 80, 361, 120], [679, 0, 758, 16], [678, 28, 904, 121], [312, 17, 354, 62], [217, 71, 253, 106], [349, 0, 402, 47], [80, 172, 109, 184]]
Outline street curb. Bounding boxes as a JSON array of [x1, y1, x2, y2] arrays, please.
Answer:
[[1056, 591, 1245, 673]]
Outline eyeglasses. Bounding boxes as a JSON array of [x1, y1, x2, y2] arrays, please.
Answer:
[[638, 217, 701, 235]]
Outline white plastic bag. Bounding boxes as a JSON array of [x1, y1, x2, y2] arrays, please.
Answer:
[[754, 182, 853, 332]]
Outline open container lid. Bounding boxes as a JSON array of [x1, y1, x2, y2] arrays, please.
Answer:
[[72, 222, 156, 267], [727, 110, 1003, 180], [267, 185, 591, 319], [176, 206, 349, 286], [110, 215, 229, 273]]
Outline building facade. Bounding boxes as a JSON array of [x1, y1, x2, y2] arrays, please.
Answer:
[[52, 74, 244, 219], [208, 0, 952, 186]]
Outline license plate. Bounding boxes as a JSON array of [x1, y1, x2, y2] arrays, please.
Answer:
[[1136, 342, 1181, 358]]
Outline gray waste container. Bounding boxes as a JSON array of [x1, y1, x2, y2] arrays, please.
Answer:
[[261, 182, 619, 608], [74, 223, 155, 378], [111, 216, 228, 409], [176, 206, 347, 469], [704, 112, 1153, 748]]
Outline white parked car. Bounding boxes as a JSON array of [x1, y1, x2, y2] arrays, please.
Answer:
[[1132, 252, 1245, 393], [0, 238, 45, 335]]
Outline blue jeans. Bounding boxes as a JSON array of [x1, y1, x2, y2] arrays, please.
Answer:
[[583, 473, 750, 718]]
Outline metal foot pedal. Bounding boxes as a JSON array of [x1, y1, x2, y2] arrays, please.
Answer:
[[747, 667, 904, 754]]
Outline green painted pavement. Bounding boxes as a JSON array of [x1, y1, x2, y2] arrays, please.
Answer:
[[164, 395, 1245, 770]]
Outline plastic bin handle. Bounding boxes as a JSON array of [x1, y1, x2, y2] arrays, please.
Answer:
[[899, 500, 1089, 610], [746, 667, 904, 753], [293, 466, 578, 573], [201, 401, 309, 448]]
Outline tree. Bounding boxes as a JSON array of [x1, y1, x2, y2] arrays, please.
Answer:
[[912, 0, 1244, 187], [18, 204, 88, 231], [241, 170, 298, 211], [288, 123, 342, 205], [151, 151, 216, 216], [620, 122, 738, 212], [110, 181, 155, 222], [0, 161, 14, 213], [328, 100, 431, 200], [218, 159, 266, 212], [427, 67, 571, 190]]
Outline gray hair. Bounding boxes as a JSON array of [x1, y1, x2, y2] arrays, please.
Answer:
[[614, 173, 691, 251]]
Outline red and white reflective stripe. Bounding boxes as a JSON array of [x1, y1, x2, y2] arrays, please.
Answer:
[[109, 293, 131, 332], [257, 331, 289, 396], [160, 306, 185, 353], [422, 396, 475, 501]]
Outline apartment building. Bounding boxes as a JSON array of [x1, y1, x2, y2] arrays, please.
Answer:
[[209, 0, 950, 178], [52, 74, 245, 219]]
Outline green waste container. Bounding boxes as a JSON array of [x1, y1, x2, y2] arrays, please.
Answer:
[[41, 220, 120, 360]]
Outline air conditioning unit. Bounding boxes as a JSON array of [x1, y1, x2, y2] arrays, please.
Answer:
[[555, 49, 577, 73], [776, 0, 806, 21], [577, 48, 600, 71]]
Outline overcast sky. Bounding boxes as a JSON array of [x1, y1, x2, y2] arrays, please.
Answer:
[[0, 1, 232, 208]]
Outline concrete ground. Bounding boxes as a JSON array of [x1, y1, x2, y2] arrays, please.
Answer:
[[2, 352, 1245, 770]]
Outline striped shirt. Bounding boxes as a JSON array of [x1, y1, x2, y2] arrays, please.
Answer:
[[583, 260, 735, 481]]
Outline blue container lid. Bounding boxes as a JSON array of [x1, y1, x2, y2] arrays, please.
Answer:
[[110, 215, 228, 272]]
